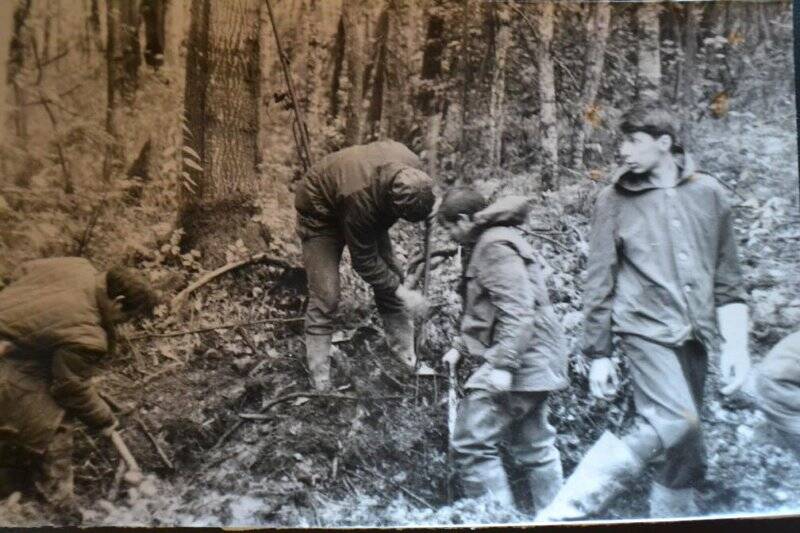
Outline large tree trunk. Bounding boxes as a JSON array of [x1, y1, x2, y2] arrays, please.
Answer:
[[180, 0, 264, 266], [384, 0, 414, 142], [366, 7, 389, 141], [536, 1, 557, 190], [328, 15, 345, 120], [572, 1, 611, 172], [303, 0, 326, 147], [636, 1, 661, 103], [342, 0, 366, 146], [419, 3, 445, 175], [487, 2, 510, 170], [141, 0, 166, 68], [103, 0, 125, 181], [120, 0, 141, 98]]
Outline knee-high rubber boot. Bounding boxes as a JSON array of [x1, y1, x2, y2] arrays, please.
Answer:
[[461, 463, 515, 508], [526, 461, 564, 513], [305, 334, 332, 391], [535, 431, 644, 522], [381, 312, 417, 371], [649, 482, 698, 518]]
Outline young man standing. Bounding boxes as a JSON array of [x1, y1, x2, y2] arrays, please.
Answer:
[[294, 140, 436, 391], [0, 257, 158, 522], [538, 106, 750, 520], [439, 190, 568, 512]]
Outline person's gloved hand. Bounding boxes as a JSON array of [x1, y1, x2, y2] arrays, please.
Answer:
[[395, 285, 429, 318], [485, 367, 513, 394], [442, 347, 462, 370], [589, 357, 619, 400], [720, 344, 751, 395]]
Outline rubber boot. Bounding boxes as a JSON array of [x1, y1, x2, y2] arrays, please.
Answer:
[[461, 464, 515, 508], [526, 461, 563, 513], [535, 431, 644, 522], [381, 312, 417, 371], [305, 334, 332, 391], [649, 482, 698, 518]]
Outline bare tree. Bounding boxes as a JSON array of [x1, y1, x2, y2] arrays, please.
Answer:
[[487, 2, 510, 169], [573, 1, 611, 172], [103, 0, 125, 181], [180, 0, 265, 265], [536, 1, 557, 190], [636, 1, 661, 102], [342, 0, 367, 145]]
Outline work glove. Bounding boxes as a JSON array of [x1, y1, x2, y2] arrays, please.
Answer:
[[589, 357, 619, 400], [395, 285, 429, 319], [717, 303, 751, 396]]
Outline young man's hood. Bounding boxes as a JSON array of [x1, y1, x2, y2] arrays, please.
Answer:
[[472, 195, 532, 230]]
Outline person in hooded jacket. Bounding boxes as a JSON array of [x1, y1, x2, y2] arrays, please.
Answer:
[[0, 257, 158, 521], [294, 140, 436, 391], [438, 189, 568, 513]]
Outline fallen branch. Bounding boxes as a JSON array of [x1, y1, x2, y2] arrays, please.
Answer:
[[351, 466, 435, 510], [171, 252, 301, 312], [129, 316, 304, 340], [519, 228, 570, 252], [134, 414, 174, 470], [214, 392, 402, 449]]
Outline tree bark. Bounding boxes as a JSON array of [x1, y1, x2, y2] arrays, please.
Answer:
[[487, 2, 510, 170], [120, 0, 141, 98], [384, 0, 413, 142], [536, 1, 557, 190], [180, 0, 265, 266], [636, 1, 661, 103], [572, 1, 611, 172], [342, 0, 367, 146], [103, 0, 125, 181], [419, 3, 445, 175], [141, 0, 166, 68], [0, 0, 16, 145], [329, 14, 345, 120], [681, 2, 700, 110], [9, 0, 32, 140], [304, 0, 326, 146], [366, 7, 389, 140]]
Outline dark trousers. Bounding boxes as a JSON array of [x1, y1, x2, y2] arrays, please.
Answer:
[[302, 234, 403, 335], [621, 336, 708, 489]]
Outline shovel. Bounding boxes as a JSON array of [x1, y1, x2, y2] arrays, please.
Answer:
[[109, 430, 143, 486]]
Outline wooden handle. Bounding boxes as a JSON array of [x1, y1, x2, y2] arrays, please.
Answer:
[[110, 430, 141, 473]]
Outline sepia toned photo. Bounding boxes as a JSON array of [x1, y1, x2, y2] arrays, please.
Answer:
[[0, 0, 798, 527]]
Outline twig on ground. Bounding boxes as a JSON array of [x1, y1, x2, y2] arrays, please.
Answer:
[[128, 316, 304, 340], [171, 252, 301, 312], [372, 356, 409, 390], [216, 392, 402, 448], [518, 228, 570, 252], [141, 362, 184, 386], [351, 466, 436, 510], [134, 414, 174, 470]]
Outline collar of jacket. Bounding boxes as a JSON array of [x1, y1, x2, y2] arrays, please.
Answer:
[[611, 151, 697, 193]]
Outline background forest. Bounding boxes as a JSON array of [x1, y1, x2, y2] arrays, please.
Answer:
[[0, 0, 799, 527]]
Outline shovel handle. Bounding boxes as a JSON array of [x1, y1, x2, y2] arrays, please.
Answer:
[[109, 430, 141, 474]]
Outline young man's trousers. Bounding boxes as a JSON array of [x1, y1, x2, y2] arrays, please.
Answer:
[[620, 336, 708, 489], [301, 234, 405, 335], [452, 390, 560, 496]]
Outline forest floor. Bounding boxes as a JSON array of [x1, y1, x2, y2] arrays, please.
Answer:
[[0, 106, 799, 526]]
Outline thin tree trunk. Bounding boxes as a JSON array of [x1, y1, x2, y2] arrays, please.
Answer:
[[141, 0, 165, 68], [537, 1, 557, 190], [103, 0, 125, 181], [682, 2, 700, 110], [343, 0, 366, 145], [180, 0, 264, 266], [120, 0, 141, 98], [9, 0, 32, 140], [419, 4, 445, 175], [487, 2, 510, 169], [384, 0, 413, 141], [329, 15, 345, 120], [636, 1, 661, 103], [0, 0, 16, 145], [164, 0, 186, 69], [457, 0, 472, 172], [366, 8, 389, 140], [304, 0, 325, 146], [572, 1, 611, 172]]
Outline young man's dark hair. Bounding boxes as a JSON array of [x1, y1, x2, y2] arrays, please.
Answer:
[[106, 266, 158, 315], [619, 105, 684, 154]]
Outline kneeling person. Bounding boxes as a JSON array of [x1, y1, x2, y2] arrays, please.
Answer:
[[439, 190, 568, 512], [0, 257, 157, 518]]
